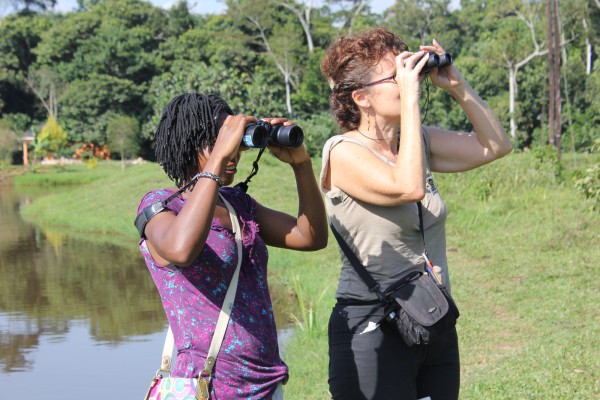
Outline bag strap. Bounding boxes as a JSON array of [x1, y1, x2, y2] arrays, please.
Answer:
[[330, 201, 441, 299], [416, 201, 442, 284], [329, 223, 386, 301], [154, 192, 243, 400], [416, 201, 426, 246]]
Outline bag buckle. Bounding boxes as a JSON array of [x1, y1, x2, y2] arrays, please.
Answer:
[[197, 377, 210, 400], [197, 356, 215, 400]]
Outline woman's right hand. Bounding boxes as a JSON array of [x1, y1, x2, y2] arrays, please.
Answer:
[[394, 50, 430, 101], [209, 114, 257, 163]]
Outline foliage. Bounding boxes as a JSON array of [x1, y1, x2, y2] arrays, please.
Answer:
[[573, 139, 600, 211], [288, 273, 328, 338], [532, 144, 564, 181], [0, 119, 19, 164], [0, 113, 30, 132], [574, 163, 600, 211], [35, 115, 67, 157], [60, 73, 145, 144], [295, 111, 338, 157], [106, 114, 140, 163], [0, 0, 598, 162]]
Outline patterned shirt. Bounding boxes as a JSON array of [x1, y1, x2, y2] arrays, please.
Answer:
[[137, 186, 288, 399]]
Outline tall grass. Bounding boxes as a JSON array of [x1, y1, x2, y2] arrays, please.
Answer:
[[11, 151, 600, 399]]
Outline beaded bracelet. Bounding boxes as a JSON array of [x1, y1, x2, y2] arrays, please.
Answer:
[[194, 172, 224, 187]]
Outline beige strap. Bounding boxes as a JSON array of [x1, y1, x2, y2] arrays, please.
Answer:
[[154, 193, 243, 400], [198, 194, 242, 397], [159, 326, 174, 372]]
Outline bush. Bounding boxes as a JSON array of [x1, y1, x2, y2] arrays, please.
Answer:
[[0, 120, 19, 165], [295, 112, 338, 157], [573, 138, 600, 211]]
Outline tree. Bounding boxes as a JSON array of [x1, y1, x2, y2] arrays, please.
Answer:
[[25, 67, 62, 118], [0, 119, 18, 164], [0, 13, 52, 118], [277, 0, 316, 53], [60, 73, 145, 144], [229, 0, 305, 117], [0, 0, 57, 14], [463, 0, 549, 144], [384, 0, 452, 47], [35, 115, 67, 159], [167, 0, 195, 37], [107, 114, 140, 169], [546, 0, 561, 156]]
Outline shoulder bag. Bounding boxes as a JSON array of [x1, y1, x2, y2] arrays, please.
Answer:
[[330, 202, 459, 347], [143, 193, 243, 400]]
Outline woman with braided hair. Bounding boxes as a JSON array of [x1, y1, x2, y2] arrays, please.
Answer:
[[136, 92, 327, 399]]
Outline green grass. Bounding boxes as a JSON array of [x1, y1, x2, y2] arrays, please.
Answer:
[[10, 151, 600, 399]]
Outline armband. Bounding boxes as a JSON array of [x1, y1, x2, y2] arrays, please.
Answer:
[[134, 201, 166, 237]]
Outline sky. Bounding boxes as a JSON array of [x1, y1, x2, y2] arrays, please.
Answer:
[[1, 0, 403, 16]]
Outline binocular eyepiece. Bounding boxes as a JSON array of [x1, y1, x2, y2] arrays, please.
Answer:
[[242, 120, 304, 148], [421, 52, 453, 74]]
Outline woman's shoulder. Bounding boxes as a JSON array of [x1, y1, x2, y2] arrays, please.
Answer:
[[324, 134, 365, 147], [137, 188, 177, 214], [322, 134, 368, 158]]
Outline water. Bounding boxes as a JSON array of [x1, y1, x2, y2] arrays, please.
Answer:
[[0, 183, 294, 399]]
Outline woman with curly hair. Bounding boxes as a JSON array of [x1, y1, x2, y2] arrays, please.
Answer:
[[320, 27, 512, 399]]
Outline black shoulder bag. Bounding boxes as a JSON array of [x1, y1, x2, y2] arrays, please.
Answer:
[[330, 202, 459, 347]]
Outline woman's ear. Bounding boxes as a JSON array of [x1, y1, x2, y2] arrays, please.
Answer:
[[351, 89, 370, 109]]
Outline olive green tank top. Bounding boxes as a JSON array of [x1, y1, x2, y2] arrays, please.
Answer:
[[320, 134, 450, 301]]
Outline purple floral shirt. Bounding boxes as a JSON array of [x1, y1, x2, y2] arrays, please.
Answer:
[[137, 186, 288, 399]]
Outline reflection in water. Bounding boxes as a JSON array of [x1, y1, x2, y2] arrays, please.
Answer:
[[0, 183, 294, 395], [0, 184, 166, 374]]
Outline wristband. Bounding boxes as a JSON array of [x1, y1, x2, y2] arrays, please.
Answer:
[[194, 172, 224, 187]]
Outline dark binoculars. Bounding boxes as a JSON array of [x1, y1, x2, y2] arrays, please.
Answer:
[[421, 52, 453, 74], [242, 120, 304, 148]]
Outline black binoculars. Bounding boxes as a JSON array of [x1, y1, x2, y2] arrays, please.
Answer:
[[242, 120, 304, 148], [421, 52, 453, 74]]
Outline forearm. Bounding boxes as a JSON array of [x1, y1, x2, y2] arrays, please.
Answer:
[[159, 158, 226, 264], [395, 98, 427, 198], [291, 159, 328, 250], [449, 82, 512, 157]]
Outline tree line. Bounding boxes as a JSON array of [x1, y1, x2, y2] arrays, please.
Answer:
[[0, 0, 598, 165]]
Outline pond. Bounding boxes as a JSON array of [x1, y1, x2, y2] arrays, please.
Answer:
[[0, 182, 294, 398]]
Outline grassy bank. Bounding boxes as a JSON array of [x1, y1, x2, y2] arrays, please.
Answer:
[[12, 151, 600, 399]]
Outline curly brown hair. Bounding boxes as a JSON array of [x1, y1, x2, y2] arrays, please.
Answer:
[[320, 27, 408, 132]]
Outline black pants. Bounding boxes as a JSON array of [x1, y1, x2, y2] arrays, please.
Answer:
[[328, 301, 460, 400]]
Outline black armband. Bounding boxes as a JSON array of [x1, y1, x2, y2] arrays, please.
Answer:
[[134, 201, 166, 237]]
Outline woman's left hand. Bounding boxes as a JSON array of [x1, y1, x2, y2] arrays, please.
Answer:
[[262, 118, 310, 166], [420, 39, 466, 91]]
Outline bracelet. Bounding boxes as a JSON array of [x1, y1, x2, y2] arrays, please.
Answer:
[[194, 172, 224, 187]]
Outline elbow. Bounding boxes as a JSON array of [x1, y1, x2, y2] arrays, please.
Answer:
[[402, 186, 426, 204], [306, 226, 329, 251], [313, 234, 329, 251], [492, 141, 513, 161], [500, 141, 514, 157], [165, 243, 203, 267]]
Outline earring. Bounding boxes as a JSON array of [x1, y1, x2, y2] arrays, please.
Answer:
[[367, 110, 371, 132]]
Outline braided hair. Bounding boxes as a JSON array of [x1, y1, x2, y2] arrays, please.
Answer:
[[155, 92, 233, 188]]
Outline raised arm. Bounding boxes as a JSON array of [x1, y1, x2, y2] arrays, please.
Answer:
[[144, 114, 254, 266], [422, 39, 513, 173], [254, 120, 328, 251]]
